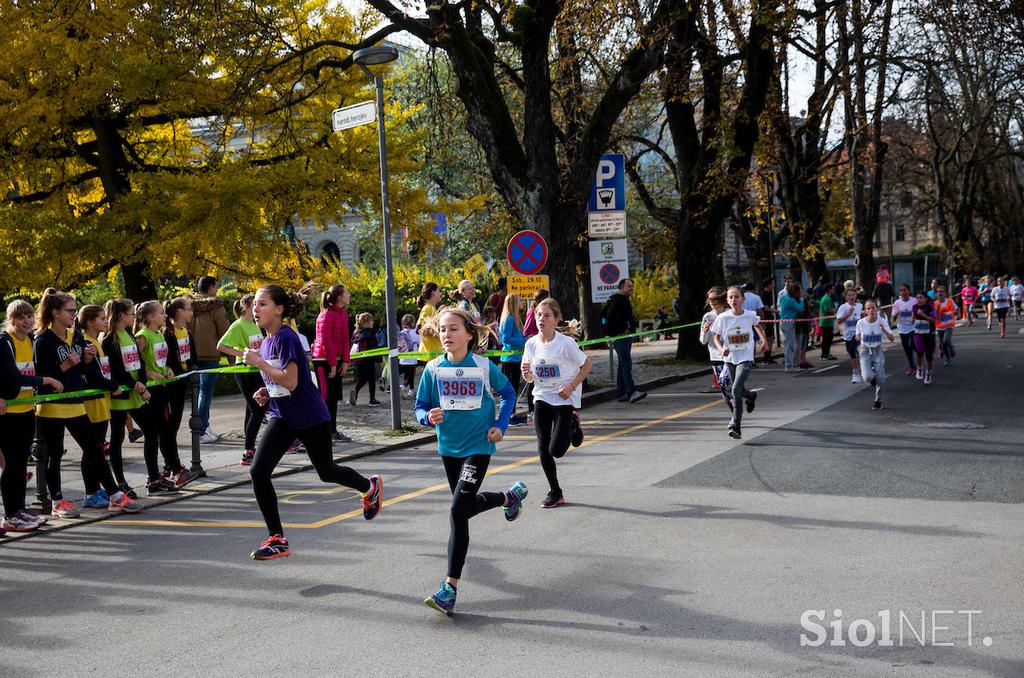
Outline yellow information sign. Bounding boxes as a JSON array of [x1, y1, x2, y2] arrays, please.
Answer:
[[508, 275, 549, 297], [463, 253, 488, 279]]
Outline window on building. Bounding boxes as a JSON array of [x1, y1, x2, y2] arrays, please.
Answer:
[[894, 224, 905, 242], [320, 242, 341, 263]]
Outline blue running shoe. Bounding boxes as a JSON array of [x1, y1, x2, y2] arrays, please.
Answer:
[[503, 481, 528, 522], [424, 581, 456, 617], [82, 489, 109, 509]]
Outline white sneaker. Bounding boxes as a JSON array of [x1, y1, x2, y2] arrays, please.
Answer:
[[851, 373, 864, 384], [200, 428, 219, 444]]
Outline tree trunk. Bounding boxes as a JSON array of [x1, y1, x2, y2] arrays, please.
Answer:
[[675, 207, 723, 360], [92, 113, 158, 300], [122, 262, 159, 302]]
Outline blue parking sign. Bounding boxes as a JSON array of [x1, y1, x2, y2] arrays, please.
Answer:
[[588, 153, 626, 212]]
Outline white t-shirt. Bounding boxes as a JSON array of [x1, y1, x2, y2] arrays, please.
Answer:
[[856, 316, 891, 349], [699, 310, 724, 362], [742, 292, 764, 314], [891, 298, 916, 334], [711, 310, 760, 365], [992, 286, 1011, 309], [836, 302, 863, 341], [522, 331, 588, 409], [1010, 284, 1024, 302]]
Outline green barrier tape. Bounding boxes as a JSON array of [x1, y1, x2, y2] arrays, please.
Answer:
[[5, 364, 263, 407], [10, 319, 706, 406], [347, 319, 706, 361]]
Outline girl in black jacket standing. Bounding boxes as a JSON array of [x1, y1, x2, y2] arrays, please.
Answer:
[[35, 290, 143, 518], [1, 300, 64, 532]]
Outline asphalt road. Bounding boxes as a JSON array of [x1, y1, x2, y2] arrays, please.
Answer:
[[1, 324, 1021, 677]]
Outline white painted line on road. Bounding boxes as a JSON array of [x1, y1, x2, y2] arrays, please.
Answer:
[[637, 393, 724, 397], [813, 365, 840, 374]]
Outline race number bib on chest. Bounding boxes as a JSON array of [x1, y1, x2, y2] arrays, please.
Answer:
[[177, 337, 191, 363], [899, 310, 912, 320], [153, 342, 169, 368], [16, 361, 34, 397], [939, 312, 953, 323], [248, 334, 263, 350], [533, 360, 563, 387], [263, 358, 290, 398], [121, 345, 142, 372], [436, 367, 485, 411], [914, 319, 931, 332], [98, 356, 112, 380], [727, 329, 751, 349], [862, 333, 883, 347]]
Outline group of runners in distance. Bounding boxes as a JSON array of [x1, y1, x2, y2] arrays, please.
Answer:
[[700, 274, 1022, 432], [1, 271, 1017, 616]]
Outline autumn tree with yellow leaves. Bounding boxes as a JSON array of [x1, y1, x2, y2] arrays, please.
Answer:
[[0, 0, 433, 300]]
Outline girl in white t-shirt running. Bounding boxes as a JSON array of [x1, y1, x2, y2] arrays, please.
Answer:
[[855, 300, 895, 410], [711, 286, 768, 440], [521, 298, 592, 509], [991, 277, 1011, 338], [699, 286, 733, 412], [835, 289, 864, 384], [890, 284, 917, 376]]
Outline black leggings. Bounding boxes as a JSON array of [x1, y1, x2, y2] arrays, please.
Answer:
[[250, 418, 370, 536], [400, 364, 417, 390], [501, 361, 522, 395], [141, 389, 183, 479], [38, 415, 118, 501], [109, 408, 141, 486], [899, 332, 916, 369], [821, 326, 834, 358], [84, 419, 109, 495], [0, 412, 35, 518], [235, 373, 268, 450], [442, 454, 506, 580], [353, 361, 377, 402], [312, 360, 343, 431], [533, 400, 574, 494], [165, 380, 188, 469]]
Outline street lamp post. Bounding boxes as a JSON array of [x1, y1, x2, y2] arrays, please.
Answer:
[[354, 46, 402, 431]]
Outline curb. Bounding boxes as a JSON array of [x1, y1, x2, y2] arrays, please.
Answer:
[[0, 431, 437, 545]]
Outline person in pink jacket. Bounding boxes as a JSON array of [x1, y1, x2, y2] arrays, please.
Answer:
[[311, 284, 352, 442]]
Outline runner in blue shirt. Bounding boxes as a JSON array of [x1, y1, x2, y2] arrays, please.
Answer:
[[242, 285, 382, 561], [415, 307, 525, 616]]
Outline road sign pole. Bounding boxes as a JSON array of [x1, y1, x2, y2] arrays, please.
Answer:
[[369, 73, 402, 431]]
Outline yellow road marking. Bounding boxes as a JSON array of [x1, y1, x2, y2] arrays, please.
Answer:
[[113, 398, 720, 529]]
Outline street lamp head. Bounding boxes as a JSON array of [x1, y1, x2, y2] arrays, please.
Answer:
[[353, 46, 399, 67]]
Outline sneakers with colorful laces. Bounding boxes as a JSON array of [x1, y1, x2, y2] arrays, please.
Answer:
[[541, 489, 566, 509], [361, 474, 383, 520], [170, 466, 200, 488], [240, 449, 255, 466], [108, 492, 143, 513], [570, 411, 584, 447], [51, 498, 80, 519], [118, 482, 138, 500], [503, 481, 528, 522], [424, 581, 457, 617], [2, 511, 41, 533], [82, 489, 110, 509], [250, 534, 290, 560]]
